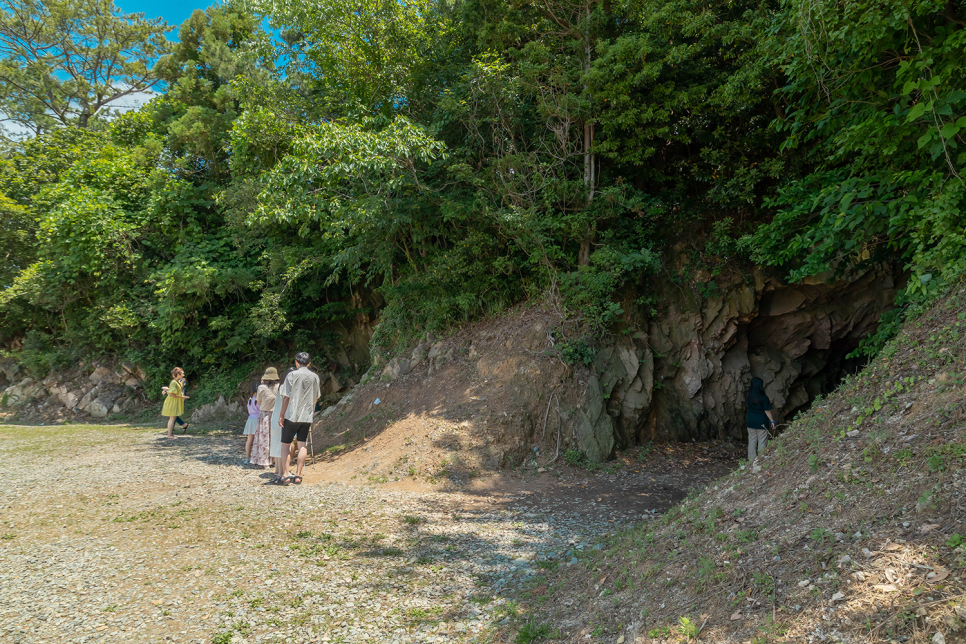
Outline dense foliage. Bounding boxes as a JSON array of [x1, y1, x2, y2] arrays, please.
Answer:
[[1, 0, 965, 383]]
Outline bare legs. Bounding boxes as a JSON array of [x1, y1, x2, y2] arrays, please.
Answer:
[[294, 441, 307, 477], [279, 442, 306, 480], [166, 415, 176, 439], [279, 444, 290, 480], [245, 434, 254, 460]]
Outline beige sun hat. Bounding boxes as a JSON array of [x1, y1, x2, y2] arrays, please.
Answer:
[[261, 367, 280, 381]]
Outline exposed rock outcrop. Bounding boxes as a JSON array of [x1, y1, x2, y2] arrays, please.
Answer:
[[310, 266, 900, 468], [1, 361, 148, 422], [189, 396, 242, 424], [583, 267, 898, 451]]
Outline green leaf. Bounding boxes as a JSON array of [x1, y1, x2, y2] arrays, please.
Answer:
[[907, 102, 927, 121], [940, 123, 960, 139]]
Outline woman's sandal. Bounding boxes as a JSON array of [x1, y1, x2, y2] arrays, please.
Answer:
[[181, 424, 190, 434]]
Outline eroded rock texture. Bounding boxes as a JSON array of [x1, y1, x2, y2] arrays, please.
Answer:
[[577, 268, 897, 455]]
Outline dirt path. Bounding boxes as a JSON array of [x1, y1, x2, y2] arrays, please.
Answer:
[[0, 423, 737, 644]]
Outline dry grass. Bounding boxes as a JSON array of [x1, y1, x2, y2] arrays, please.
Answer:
[[511, 287, 966, 643]]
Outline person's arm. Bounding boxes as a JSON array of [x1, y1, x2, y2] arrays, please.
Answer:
[[765, 409, 776, 428], [278, 396, 290, 427]]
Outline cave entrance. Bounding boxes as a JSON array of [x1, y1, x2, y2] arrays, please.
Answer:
[[784, 337, 869, 422]]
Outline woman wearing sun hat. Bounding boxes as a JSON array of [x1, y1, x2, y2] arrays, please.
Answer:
[[250, 367, 280, 468]]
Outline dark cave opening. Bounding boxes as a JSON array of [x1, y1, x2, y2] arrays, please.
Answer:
[[782, 337, 870, 422]]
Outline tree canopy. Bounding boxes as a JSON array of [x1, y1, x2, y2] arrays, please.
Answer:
[[0, 0, 171, 138], [1, 0, 965, 380]]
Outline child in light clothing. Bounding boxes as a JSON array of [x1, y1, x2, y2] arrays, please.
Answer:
[[243, 381, 259, 464]]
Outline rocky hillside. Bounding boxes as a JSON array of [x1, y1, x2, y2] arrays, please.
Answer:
[[309, 305, 580, 480], [0, 361, 151, 423], [310, 263, 900, 477], [511, 287, 966, 643], [598, 264, 898, 446]]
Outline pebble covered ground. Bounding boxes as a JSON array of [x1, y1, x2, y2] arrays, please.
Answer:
[[0, 423, 659, 644]]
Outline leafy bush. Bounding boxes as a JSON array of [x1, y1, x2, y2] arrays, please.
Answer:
[[559, 338, 595, 367], [749, 0, 966, 356], [7, 331, 78, 378], [636, 441, 655, 461], [677, 616, 698, 639], [564, 449, 585, 465]]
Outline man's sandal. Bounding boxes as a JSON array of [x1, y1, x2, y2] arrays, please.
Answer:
[[270, 476, 289, 486], [291, 475, 302, 485]]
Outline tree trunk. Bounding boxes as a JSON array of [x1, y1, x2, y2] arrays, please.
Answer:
[[580, 4, 595, 268], [578, 240, 591, 266]]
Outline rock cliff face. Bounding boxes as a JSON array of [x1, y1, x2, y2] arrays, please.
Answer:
[[0, 361, 146, 421], [575, 267, 898, 455]]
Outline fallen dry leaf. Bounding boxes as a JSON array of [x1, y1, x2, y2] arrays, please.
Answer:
[[873, 584, 899, 592], [920, 524, 941, 534], [730, 611, 743, 621], [883, 543, 902, 551], [926, 569, 949, 584]]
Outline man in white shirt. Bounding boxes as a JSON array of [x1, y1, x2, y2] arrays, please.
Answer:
[[276, 352, 321, 484]]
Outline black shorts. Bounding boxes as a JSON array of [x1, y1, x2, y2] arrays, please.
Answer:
[[281, 419, 310, 444]]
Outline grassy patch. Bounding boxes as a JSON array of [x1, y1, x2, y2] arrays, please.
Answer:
[[402, 605, 445, 625], [515, 622, 551, 643], [0, 423, 154, 456]]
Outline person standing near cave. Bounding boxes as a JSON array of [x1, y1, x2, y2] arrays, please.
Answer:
[[270, 367, 296, 481], [746, 377, 777, 461]]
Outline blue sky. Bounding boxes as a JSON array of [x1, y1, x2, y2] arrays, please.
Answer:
[[117, 0, 216, 32]]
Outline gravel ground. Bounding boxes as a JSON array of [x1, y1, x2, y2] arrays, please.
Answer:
[[0, 424, 634, 644]]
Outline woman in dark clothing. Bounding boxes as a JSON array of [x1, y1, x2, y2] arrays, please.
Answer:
[[747, 378, 777, 460]]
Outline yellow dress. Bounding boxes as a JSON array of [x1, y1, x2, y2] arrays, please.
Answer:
[[161, 379, 184, 417]]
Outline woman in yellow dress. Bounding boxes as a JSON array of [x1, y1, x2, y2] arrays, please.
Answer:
[[161, 367, 189, 439]]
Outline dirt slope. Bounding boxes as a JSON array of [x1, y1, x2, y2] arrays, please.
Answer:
[[304, 304, 584, 485], [512, 289, 966, 644], [299, 304, 747, 523]]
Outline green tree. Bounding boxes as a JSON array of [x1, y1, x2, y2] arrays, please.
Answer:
[[0, 126, 107, 292], [247, 0, 449, 117], [0, 0, 171, 137], [152, 6, 270, 180], [751, 0, 966, 306], [0, 191, 33, 287]]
